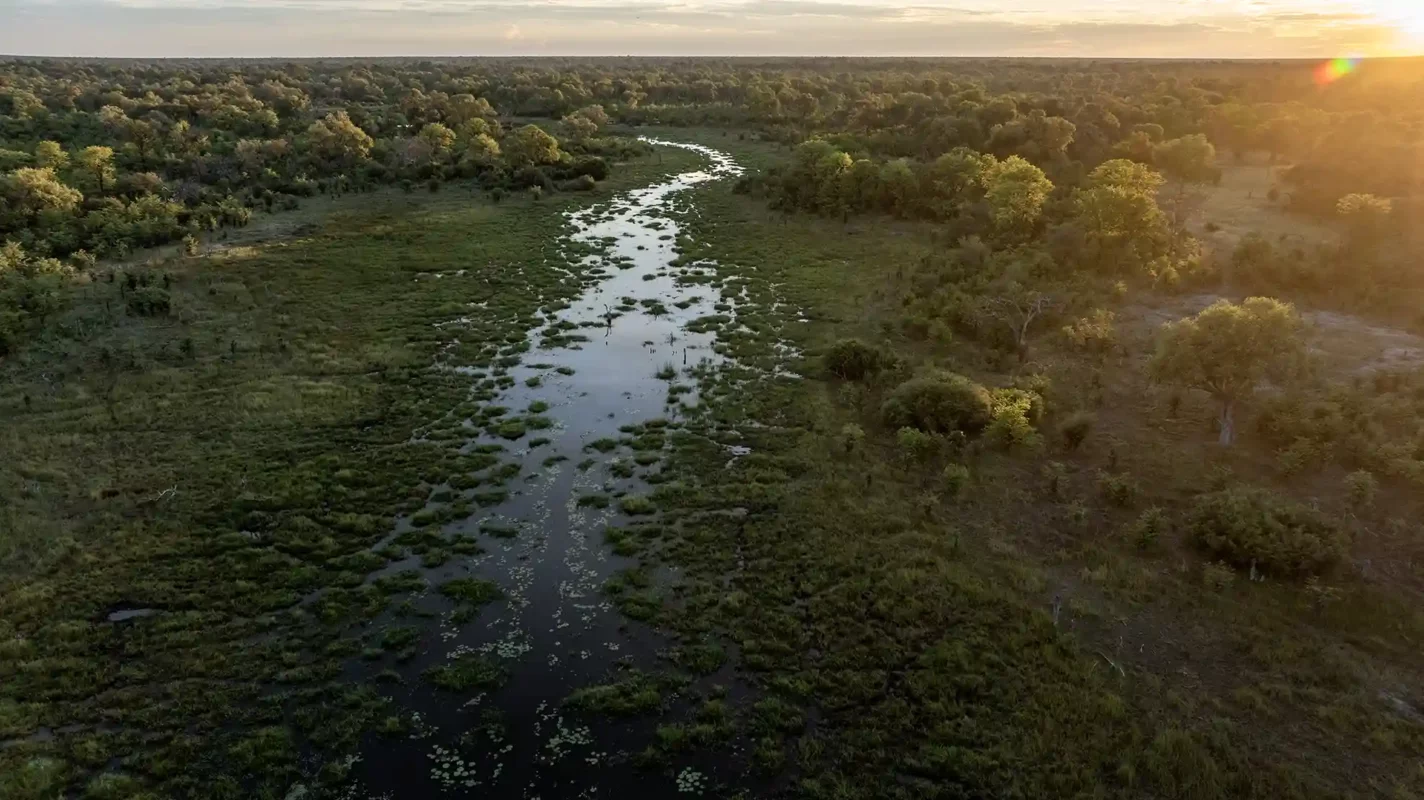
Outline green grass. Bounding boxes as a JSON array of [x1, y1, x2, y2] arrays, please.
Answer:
[[423, 654, 505, 692]]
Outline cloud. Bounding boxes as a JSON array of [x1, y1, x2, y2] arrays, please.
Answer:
[[0, 0, 1416, 57]]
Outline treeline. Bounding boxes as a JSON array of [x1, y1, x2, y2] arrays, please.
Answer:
[[5, 57, 1421, 216], [740, 135, 1215, 291], [1, 60, 676, 356]]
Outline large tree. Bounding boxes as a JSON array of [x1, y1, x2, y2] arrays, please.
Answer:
[[503, 125, 562, 169], [1150, 297, 1305, 445], [306, 111, 374, 168], [980, 155, 1053, 239], [1071, 159, 1170, 275], [416, 123, 457, 165], [34, 141, 68, 171], [2, 167, 83, 227]]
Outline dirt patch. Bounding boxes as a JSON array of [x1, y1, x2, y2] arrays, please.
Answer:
[[1187, 157, 1337, 258]]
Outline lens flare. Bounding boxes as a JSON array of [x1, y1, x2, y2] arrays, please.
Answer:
[[1314, 57, 1361, 85]]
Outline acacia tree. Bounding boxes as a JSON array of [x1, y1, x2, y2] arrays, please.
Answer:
[[1150, 297, 1305, 445]]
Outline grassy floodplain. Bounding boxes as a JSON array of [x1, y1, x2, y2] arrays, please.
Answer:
[[0, 146, 704, 796]]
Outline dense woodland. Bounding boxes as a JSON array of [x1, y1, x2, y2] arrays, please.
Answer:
[[4, 56, 1424, 799]]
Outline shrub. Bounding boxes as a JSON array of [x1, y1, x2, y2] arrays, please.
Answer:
[[895, 427, 939, 462], [839, 423, 865, 453], [986, 388, 1043, 449], [125, 286, 171, 316], [1186, 487, 1347, 576], [941, 463, 970, 498], [1343, 470, 1378, 508], [558, 174, 597, 192], [1061, 309, 1117, 357], [1097, 472, 1138, 508], [1129, 507, 1168, 550], [823, 339, 885, 380], [881, 371, 992, 435], [1059, 412, 1094, 450]]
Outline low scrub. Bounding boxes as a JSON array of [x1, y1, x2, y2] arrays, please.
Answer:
[[1186, 487, 1347, 576], [881, 370, 992, 435]]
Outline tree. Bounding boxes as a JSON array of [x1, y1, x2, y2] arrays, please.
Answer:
[[456, 117, 498, 143], [76, 146, 116, 193], [125, 119, 161, 169], [986, 110, 1076, 163], [984, 283, 1054, 362], [1153, 134, 1219, 228], [980, 155, 1053, 239], [878, 159, 918, 218], [1150, 297, 1305, 445], [416, 123, 457, 164], [926, 147, 993, 219], [503, 125, 562, 169], [34, 141, 68, 171], [462, 133, 501, 164], [306, 111, 373, 168], [563, 105, 608, 140], [2, 167, 83, 225], [1336, 193, 1392, 249], [1071, 159, 1170, 275], [563, 114, 598, 141]]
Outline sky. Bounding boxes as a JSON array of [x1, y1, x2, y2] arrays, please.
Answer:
[[2, 0, 1423, 59]]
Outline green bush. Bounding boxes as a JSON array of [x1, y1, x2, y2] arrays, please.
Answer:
[[1186, 487, 1347, 576], [1061, 309, 1117, 356], [881, 370, 992, 435], [125, 286, 171, 316], [941, 463, 971, 498], [1097, 472, 1138, 508], [823, 338, 885, 381], [1129, 507, 1168, 550], [895, 427, 939, 462], [986, 388, 1043, 449], [1343, 470, 1378, 508]]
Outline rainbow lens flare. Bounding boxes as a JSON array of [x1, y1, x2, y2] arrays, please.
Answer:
[[1314, 57, 1361, 85]]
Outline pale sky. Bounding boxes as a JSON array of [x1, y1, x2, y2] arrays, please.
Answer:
[[2, 0, 1422, 58]]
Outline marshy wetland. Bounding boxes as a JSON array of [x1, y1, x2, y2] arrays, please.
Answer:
[[6, 57, 1424, 800]]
